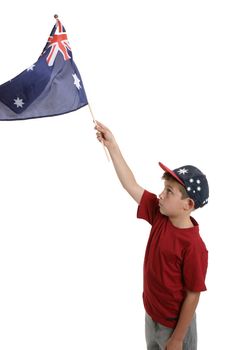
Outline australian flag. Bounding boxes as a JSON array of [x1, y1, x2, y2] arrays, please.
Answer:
[[0, 18, 88, 120]]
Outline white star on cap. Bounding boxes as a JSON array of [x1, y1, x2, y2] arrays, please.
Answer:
[[27, 64, 36, 71], [178, 168, 188, 175]]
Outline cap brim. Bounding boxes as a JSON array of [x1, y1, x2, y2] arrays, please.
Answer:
[[159, 162, 185, 186]]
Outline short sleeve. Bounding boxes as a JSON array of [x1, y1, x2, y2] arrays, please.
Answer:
[[137, 190, 160, 225], [183, 241, 208, 292]]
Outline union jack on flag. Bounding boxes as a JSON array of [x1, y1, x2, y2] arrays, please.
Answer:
[[0, 17, 88, 120], [45, 19, 71, 66]]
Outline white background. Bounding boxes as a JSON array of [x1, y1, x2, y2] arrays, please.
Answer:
[[0, 1, 232, 349]]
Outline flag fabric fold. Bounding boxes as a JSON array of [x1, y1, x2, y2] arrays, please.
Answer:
[[0, 18, 88, 121]]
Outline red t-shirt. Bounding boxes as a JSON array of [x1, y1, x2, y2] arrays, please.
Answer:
[[137, 190, 208, 328]]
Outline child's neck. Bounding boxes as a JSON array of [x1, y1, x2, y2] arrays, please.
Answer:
[[169, 215, 194, 229]]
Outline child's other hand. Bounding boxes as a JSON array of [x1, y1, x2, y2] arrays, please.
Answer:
[[165, 338, 183, 350]]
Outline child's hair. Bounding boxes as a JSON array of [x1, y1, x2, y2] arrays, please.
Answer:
[[162, 172, 189, 200]]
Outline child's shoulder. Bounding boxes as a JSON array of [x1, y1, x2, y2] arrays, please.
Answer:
[[186, 230, 208, 254]]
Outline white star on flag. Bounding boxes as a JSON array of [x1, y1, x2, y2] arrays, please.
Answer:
[[72, 73, 82, 90], [178, 168, 188, 175], [27, 64, 36, 71], [14, 97, 24, 108]]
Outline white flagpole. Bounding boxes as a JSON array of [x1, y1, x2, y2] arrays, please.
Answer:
[[88, 104, 110, 161]]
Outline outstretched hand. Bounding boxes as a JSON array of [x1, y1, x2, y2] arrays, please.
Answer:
[[95, 121, 116, 149]]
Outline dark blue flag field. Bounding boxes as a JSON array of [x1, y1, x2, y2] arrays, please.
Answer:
[[0, 17, 88, 120]]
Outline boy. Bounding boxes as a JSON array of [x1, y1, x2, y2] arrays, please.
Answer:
[[95, 121, 209, 350]]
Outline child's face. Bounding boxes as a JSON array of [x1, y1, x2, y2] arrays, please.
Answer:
[[159, 179, 188, 217]]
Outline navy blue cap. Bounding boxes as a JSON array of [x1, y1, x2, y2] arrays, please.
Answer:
[[159, 162, 209, 209]]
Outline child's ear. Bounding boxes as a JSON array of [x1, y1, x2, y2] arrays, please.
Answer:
[[184, 198, 195, 211]]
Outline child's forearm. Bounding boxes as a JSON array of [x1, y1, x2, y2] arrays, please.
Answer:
[[169, 291, 200, 343], [107, 142, 144, 203], [95, 121, 144, 203], [108, 142, 135, 187]]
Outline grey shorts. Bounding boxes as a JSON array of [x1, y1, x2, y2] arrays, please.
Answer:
[[145, 312, 197, 350]]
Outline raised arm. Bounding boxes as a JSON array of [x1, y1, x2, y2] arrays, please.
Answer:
[[95, 121, 144, 204]]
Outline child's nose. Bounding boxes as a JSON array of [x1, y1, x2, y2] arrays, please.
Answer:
[[159, 191, 164, 200]]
